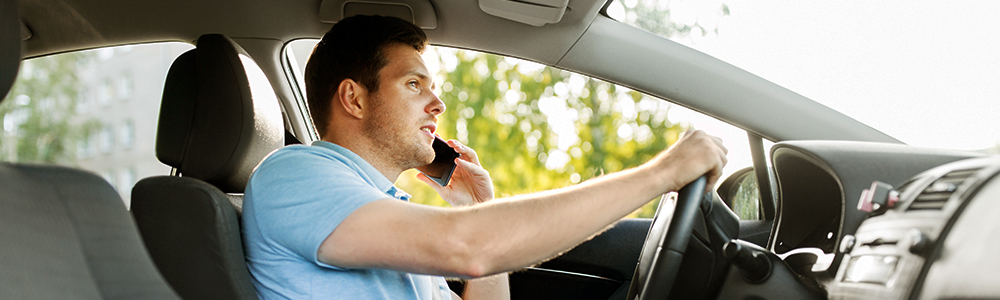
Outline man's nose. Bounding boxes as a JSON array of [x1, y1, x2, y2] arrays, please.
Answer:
[[427, 93, 445, 115]]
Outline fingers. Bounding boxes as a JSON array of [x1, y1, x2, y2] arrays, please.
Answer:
[[710, 135, 727, 155], [454, 157, 489, 177], [706, 158, 726, 190], [446, 139, 482, 166], [698, 131, 728, 189], [453, 157, 496, 203], [669, 129, 728, 192]]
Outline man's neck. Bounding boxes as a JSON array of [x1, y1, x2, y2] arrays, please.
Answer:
[[322, 135, 402, 183]]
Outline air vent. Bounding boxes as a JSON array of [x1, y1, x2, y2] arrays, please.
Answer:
[[895, 179, 916, 195], [908, 169, 979, 211]]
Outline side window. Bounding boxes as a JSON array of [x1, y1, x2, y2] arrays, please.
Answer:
[[0, 43, 194, 207], [284, 40, 757, 218]]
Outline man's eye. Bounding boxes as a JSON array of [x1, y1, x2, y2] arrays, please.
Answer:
[[408, 81, 418, 88]]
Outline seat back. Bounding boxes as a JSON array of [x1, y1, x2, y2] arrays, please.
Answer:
[[0, 1, 179, 299], [0, 165, 180, 300], [130, 34, 283, 300], [132, 176, 257, 300]]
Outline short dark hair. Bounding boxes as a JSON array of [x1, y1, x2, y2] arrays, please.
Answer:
[[305, 15, 428, 137]]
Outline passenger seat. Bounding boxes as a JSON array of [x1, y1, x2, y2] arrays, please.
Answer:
[[130, 34, 283, 300], [0, 0, 179, 298]]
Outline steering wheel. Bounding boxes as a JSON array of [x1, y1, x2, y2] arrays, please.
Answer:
[[626, 176, 708, 300]]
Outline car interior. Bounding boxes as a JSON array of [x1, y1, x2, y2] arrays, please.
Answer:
[[3, 0, 1000, 299]]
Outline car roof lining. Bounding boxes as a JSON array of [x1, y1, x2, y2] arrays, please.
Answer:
[[16, 0, 601, 63]]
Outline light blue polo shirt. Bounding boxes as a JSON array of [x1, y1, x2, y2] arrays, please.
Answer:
[[242, 141, 452, 300]]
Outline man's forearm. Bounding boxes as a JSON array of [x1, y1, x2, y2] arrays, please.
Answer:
[[320, 168, 665, 278], [441, 162, 669, 276]]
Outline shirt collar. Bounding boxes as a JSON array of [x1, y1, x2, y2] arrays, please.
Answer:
[[312, 140, 409, 200]]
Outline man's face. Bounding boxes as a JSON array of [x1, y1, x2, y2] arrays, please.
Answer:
[[362, 43, 444, 170]]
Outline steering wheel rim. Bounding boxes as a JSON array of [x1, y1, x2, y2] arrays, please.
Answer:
[[626, 175, 708, 300]]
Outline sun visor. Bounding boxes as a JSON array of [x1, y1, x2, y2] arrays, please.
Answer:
[[479, 0, 568, 26], [318, 0, 437, 29]]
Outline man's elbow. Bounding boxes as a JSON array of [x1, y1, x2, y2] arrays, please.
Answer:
[[448, 253, 493, 279], [453, 258, 492, 279], [435, 219, 496, 279]]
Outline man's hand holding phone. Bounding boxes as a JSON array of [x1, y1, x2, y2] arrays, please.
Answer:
[[416, 137, 494, 207]]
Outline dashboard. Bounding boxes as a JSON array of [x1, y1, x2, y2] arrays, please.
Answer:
[[720, 140, 1000, 299]]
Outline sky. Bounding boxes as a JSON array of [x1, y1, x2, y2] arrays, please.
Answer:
[[659, 0, 1000, 151]]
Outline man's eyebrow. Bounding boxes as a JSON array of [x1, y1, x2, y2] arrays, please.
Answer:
[[406, 70, 430, 80]]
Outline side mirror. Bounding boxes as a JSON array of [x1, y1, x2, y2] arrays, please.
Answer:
[[717, 166, 761, 220]]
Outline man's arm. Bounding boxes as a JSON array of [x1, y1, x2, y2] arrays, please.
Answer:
[[317, 130, 727, 278]]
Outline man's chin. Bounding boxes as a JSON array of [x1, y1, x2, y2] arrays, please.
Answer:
[[407, 151, 435, 170], [421, 151, 435, 165]]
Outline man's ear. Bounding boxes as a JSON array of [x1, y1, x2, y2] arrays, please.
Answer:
[[335, 79, 367, 119]]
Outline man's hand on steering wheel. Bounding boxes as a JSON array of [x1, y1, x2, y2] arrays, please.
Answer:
[[651, 129, 728, 194]]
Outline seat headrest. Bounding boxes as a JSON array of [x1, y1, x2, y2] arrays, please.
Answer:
[[1, 0, 20, 100], [156, 34, 283, 193]]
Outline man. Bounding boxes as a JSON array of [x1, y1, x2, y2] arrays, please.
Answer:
[[242, 15, 727, 300]]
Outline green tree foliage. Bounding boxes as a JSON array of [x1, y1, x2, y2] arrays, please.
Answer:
[[0, 52, 95, 164]]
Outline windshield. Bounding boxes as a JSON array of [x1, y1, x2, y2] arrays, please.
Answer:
[[607, 0, 1000, 151]]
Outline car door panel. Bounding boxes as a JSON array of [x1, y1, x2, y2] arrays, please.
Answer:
[[508, 218, 650, 300]]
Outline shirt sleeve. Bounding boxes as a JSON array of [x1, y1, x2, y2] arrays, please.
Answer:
[[246, 146, 393, 269]]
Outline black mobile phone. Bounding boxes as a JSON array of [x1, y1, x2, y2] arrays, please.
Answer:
[[416, 135, 461, 186]]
